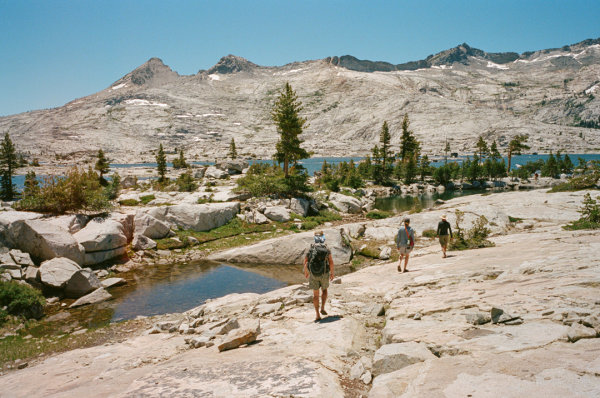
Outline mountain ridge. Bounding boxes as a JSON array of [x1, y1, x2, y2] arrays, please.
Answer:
[[1, 37, 599, 164]]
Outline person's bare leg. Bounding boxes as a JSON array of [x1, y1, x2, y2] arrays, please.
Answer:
[[320, 289, 328, 315], [442, 244, 447, 258], [397, 253, 404, 271], [313, 290, 321, 320], [402, 254, 410, 272]]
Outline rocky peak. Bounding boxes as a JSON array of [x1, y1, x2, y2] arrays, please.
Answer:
[[426, 43, 485, 66], [206, 55, 258, 74], [127, 57, 180, 86]]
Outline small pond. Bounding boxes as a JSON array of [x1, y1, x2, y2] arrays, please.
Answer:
[[374, 189, 491, 213], [62, 261, 304, 330]]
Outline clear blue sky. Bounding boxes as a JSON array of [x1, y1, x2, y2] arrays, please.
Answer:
[[1, 0, 599, 116]]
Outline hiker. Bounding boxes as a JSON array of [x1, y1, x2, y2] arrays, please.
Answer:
[[436, 214, 453, 258], [303, 230, 335, 322], [396, 218, 415, 273]]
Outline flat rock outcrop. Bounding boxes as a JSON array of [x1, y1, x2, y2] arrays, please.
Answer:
[[142, 203, 240, 232], [207, 228, 352, 265]]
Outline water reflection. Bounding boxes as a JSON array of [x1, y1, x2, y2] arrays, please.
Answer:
[[374, 190, 489, 213], [110, 261, 302, 322]]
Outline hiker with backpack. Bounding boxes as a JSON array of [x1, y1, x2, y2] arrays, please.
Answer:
[[303, 230, 335, 322], [396, 217, 415, 273]]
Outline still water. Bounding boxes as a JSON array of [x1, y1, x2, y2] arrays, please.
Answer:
[[374, 189, 489, 213], [63, 261, 303, 328]]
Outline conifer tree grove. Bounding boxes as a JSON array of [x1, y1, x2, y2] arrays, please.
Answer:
[[0, 133, 19, 201], [156, 144, 167, 182], [271, 82, 309, 178], [229, 138, 238, 159]]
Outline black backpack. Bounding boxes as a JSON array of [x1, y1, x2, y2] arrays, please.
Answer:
[[307, 243, 329, 276]]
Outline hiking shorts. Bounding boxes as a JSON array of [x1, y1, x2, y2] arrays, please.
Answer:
[[397, 245, 413, 255], [309, 272, 330, 290], [439, 235, 450, 247]]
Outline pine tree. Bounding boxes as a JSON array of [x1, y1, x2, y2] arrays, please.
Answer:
[[371, 145, 383, 183], [228, 138, 238, 159], [357, 156, 372, 179], [372, 122, 393, 184], [419, 154, 431, 181], [444, 140, 451, 165], [23, 170, 39, 199], [379, 121, 392, 177], [399, 114, 420, 163], [403, 156, 417, 185], [507, 135, 529, 174], [95, 149, 110, 184], [490, 140, 501, 161], [0, 133, 19, 201], [156, 144, 167, 182], [271, 82, 309, 177], [562, 154, 574, 173], [476, 136, 488, 163], [542, 151, 559, 177]]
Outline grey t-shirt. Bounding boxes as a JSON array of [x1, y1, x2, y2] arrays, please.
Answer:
[[397, 226, 415, 247]]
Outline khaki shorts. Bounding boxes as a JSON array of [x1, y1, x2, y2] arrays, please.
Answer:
[[398, 246, 413, 255], [308, 272, 330, 290], [439, 235, 450, 247]]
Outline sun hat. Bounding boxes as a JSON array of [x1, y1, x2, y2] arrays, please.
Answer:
[[441, 214, 447, 220]]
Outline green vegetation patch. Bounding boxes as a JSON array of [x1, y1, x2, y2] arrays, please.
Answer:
[[15, 167, 113, 214], [421, 229, 437, 238], [118, 198, 140, 206], [156, 218, 284, 251], [449, 210, 495, 251], [508, 216, 523, 223], [0, 282, 45, 325], [139, 194, 156, 205], [563, 193, 600, 230], [366, 210, 392, 220], [549, 174, 599, 192]]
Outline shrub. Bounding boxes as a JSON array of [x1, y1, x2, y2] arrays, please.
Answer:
[[301, 220, 319, 230], [104, 172, 121, 200], [236, 163, 310, 198], [0, 281, 45, 323], [0, 308, 7, 325], [140, 194, 155, 205], [564, 193, 600, 230], [176, 171, 197, 192], [422, 229, 437, 238], [549, 173, 599, 192], [449, 210, 494, 250], [366, 210, 392, 219], [118, 199, 139, 206], [15, 167, 112, 214]]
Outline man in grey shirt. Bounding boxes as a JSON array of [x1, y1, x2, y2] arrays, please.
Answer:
[[396, 218, 415, 273]]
